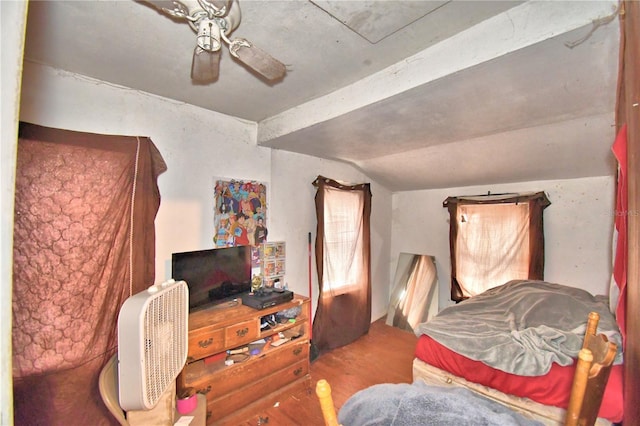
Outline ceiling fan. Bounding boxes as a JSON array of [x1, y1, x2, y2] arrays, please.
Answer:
[[140, 0, 287, 83]]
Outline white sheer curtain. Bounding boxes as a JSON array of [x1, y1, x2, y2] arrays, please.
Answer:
[[444, 192, 550, 302], [455, 202, 531, 297], [322, 186, 365, 296]]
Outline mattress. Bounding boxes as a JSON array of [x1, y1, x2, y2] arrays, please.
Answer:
[[414, 334, 624, 424]]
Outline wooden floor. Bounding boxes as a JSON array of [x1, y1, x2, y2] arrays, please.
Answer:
[[241, 317, 418, 425]]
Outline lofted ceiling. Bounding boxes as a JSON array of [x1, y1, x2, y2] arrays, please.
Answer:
[[23, 0, 621, 191]]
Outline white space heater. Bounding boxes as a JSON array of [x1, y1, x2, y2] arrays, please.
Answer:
[[117, 279, 189, 411]]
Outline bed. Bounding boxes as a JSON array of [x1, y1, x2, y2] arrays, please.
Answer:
[[411, 280, 624, 425]]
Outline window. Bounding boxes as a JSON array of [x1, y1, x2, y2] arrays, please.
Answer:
[[322, 186, 365, 295], [311, 176, 372, 354], [443, 192, 550, 301]]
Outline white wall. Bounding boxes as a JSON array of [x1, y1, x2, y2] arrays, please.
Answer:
[[18, 62, 393, 322], [391, 176, 616, 310]]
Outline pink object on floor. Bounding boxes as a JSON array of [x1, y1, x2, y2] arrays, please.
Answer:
[[176, 393, 198, 415]]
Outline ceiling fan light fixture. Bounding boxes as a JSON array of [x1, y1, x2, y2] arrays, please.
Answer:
[[196, 18, 221, 52]]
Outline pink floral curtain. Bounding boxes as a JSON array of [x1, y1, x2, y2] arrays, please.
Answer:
[[13, 123, 166, 425]]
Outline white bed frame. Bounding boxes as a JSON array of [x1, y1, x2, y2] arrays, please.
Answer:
[[412, 358, 611, 426]]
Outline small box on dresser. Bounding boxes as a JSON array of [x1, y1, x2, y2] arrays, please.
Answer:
[[178, 294, 311, 425]]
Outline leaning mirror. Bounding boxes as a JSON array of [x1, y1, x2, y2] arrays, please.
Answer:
[[385, 253, 438, 332]]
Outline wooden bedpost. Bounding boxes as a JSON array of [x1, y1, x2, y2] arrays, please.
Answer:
[[583, 312, 600, 349], [582, 312, 600, 348], [565, 348, 593, 426], [315, 379, 340, 426], [565, 311, 618, 426]]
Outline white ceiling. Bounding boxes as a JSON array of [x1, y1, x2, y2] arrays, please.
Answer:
[[23, 0, 621, 191]]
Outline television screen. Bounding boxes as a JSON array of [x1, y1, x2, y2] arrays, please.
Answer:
[[172, 246, 252, 312]]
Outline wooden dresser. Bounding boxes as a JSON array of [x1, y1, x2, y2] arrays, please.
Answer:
[[177, 294, 311, 425]]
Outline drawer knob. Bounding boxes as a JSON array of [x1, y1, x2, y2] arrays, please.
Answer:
[[293, 347, 302, 356], [198, 338, 214, 348], [236, 327, 249, 337], [293, 367, 303, 376]]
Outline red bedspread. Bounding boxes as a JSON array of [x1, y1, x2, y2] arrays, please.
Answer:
[[415, 334, 624, 423]]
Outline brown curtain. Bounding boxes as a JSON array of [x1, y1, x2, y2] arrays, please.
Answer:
[[311, 176, 371, 355], [12, 123, 167, 426], [616, 1, 640, 421], [443, 191, 550, 302]]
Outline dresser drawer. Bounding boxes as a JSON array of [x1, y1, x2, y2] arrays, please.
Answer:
[[224, 319, 258, 348], [181, 340, 309, 399], [208, 340, 309, 400], [180, 359, 217, 397], [188, 327, 225, 362], [207, 358, 310, 422]]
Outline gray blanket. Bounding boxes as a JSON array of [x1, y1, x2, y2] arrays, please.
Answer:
[[414, 280, 622, 376], [337, 381, 543, 426]]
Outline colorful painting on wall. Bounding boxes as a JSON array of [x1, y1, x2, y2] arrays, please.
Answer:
[[213, 179, 268, 250]]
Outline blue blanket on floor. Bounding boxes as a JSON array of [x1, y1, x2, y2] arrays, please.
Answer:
[[337, 381, 543, 426]]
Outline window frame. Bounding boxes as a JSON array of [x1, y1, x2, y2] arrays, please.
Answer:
[[443, 191, 550, 302]]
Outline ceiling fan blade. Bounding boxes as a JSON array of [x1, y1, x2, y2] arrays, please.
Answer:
[[191, 47, 221, 83], [139, 0, 190, 16], [200, 0, 233, 15], [141, 1, 231, 21], [229, 41, 286, 82]]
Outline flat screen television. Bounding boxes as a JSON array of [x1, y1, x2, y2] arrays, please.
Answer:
[[172, 245, 252, 312]]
